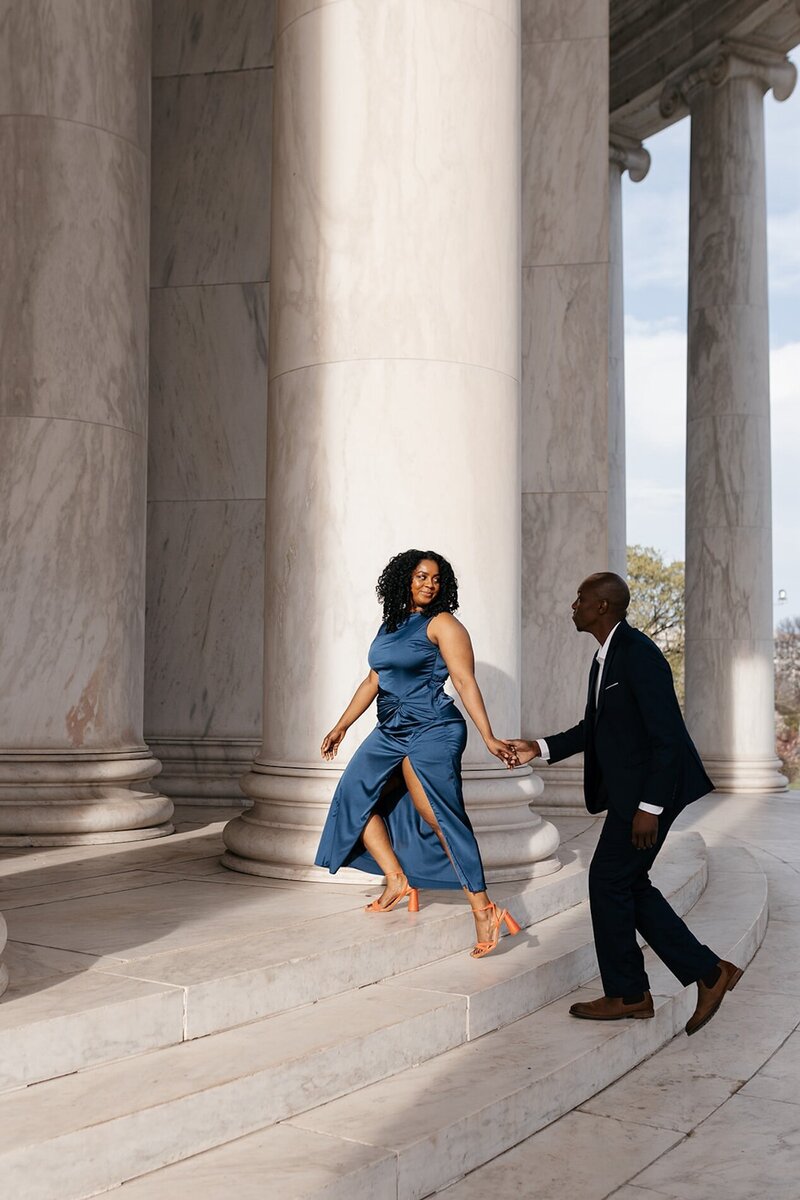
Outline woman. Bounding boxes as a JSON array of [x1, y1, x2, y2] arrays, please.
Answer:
[[315, 549, 521, 958]]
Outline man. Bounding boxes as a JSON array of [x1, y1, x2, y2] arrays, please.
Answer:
[[512, 572, 742, 1035]]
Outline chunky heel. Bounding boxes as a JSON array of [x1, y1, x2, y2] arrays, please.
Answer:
[[407, 888, 420, 913], [503, 911, 522, 935]]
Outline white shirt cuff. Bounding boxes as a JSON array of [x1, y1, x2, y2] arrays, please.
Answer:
[[638, 802, 664, 815], [535, 737, 550, 762]]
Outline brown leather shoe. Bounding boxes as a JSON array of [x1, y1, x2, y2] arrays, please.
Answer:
[[685, 960, 744, 1036], [569, 992, 654, 1021]]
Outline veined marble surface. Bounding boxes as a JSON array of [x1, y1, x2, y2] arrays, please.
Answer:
[[0, 418, 147, 751], [147, 4, 272, 798], [521, 263, 608, 495], [0, 117, 148, 433], [522, 490, 608, 736], [521, 0, 607, 43], [0, 0, 167, 837], [520, 0, 609, 802], [276, 0, 518, 40], [0, 0, 150, 148], [150, 67, 272, 288], [145, 499, 265, 741], [684, 62, 783, 786], [149, 283, 268, 501], [153, 0, 275, 77], [269, 0, 519, 380], [522, 32, 608, 268]]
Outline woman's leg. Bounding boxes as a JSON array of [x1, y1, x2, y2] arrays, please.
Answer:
[[401, 757, 494, 942], [361, 812, 408, 905]]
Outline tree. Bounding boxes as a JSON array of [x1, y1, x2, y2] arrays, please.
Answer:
[[626, 545, 685, 704], [775, 616, 800, 784]]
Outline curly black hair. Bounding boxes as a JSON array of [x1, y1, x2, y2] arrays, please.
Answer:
[[376, 549, 459, 632]]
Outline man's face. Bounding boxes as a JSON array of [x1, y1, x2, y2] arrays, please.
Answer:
[[571, 579, 605, 632]]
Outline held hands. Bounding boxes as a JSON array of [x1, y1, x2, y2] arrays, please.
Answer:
[[631, 809, 659, 850], [485, 736, 520, 769], [320, 727, 347, 761], [507, 739, 541, 767]]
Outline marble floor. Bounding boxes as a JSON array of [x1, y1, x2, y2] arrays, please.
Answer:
[[441, 790, 800, 1200]]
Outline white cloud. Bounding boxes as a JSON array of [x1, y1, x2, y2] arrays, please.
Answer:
[[622, 329, 800, 617]]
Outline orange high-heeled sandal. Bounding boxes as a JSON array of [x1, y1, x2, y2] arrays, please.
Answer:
[[470, 900, 521, 958], [365, 872, 420, 913]]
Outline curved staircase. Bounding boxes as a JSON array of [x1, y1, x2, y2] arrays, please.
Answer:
[[0, 816, 768, 1200]]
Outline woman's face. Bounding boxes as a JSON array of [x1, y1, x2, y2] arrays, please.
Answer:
[[409, 559, 441, 611]]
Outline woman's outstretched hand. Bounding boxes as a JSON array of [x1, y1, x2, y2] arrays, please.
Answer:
[[485, 737, 519, 768], [321, 727, 347, 760]]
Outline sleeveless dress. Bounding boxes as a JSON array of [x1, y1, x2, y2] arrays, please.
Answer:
[[314, 612, 486, 892]]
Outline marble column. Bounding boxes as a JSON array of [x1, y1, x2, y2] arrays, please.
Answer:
[[223, 0, 560, 883], [0, 1, 172, 842], [660, 43, 796, 793], [145, 1, 273, 802], [520, 0, 610, 811], [608, 133, 650, 576]]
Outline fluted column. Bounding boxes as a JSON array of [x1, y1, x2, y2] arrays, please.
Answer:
[[660, 42, 796, 793], [608, 132, 650, 576], [223, 0, 560, 883], [0, 1, 172, 842]]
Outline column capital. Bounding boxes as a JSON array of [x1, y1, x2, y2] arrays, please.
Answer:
[[660, 40, 797, 119], [609, 130, 650, 183]]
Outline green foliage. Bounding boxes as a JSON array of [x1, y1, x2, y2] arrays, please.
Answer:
[[775, 616, 800, 783], [626, 545, 685, 705]]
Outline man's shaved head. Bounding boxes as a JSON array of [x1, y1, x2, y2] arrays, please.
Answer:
[[581, 572, 630, 617]]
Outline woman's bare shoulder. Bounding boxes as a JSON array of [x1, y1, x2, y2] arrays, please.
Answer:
[[428, 611, 466, 639]]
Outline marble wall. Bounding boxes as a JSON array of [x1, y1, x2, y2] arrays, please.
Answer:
[[520, 0, 610, 808], [0, 0, 171, 841], [145, 0, 274, 799]]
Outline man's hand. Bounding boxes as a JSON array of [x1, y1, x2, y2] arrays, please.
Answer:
[[508, 739, 541, 766], [631, 809, 659, 850]]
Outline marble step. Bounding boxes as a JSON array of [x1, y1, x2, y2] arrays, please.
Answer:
[[116, 844, 766, 1200], [0, 840, 593, 1094], [0, 834, 708, 1200], [0, 831, 701, 1097], [99, 844, 597, 1041]]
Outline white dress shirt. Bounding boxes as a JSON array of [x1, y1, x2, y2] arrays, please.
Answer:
[[535, 622, 664, 816]]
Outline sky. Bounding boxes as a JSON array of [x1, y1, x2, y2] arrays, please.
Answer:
[[622, 56, 800, 630]]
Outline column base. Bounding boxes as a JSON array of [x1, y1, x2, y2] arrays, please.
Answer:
[[534, 761, 588, 816], [223, 759, 561, 884], [0, 749, 174, 844], [701, 755, 788, 794], [146, 737, 257, 804]]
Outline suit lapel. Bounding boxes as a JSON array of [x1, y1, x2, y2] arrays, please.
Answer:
[[587, 655, 600, 722], [594, 622, 625, 723]]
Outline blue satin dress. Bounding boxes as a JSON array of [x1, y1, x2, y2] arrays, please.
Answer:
[[315, 612, 487, 892]]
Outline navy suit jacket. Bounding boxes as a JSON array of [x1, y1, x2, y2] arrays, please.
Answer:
[[545, 621, 713, 820]]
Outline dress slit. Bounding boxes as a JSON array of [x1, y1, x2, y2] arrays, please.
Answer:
[[401, 752, 474, 892]]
